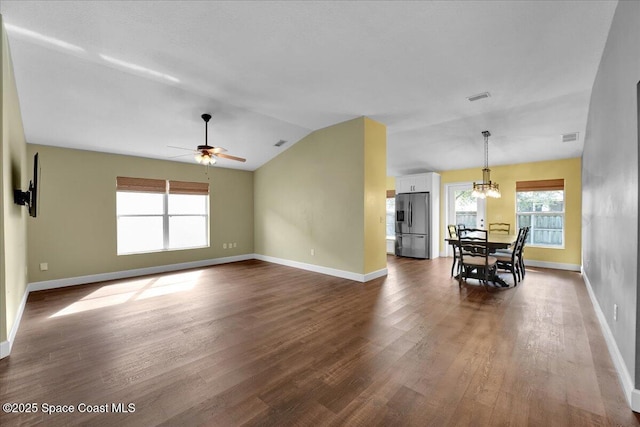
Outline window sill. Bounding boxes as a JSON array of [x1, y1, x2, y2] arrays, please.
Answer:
[[118, 245, 210, 256], [527, 244, 565, 250]]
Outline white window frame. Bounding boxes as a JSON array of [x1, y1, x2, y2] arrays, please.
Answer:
[[116, 179, 209, 255], [386, 194, 396, 240], [516, 189, 565, 249], [166, 192, 210, 251]]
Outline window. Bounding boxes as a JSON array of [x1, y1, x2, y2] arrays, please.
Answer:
[[455, 189, 477, 229], [386, 190, 395, 239], [116, 177, 209, 255], [516, 179, 564, 248]]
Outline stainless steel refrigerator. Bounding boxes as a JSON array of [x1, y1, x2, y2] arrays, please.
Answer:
[[395, 192, 430, 259]]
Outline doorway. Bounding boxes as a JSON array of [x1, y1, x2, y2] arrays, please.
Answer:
[[445, 183, 486, 256]]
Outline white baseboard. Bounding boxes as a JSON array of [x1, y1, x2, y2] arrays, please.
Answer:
[[28, 254, 254, 293], [364, 268, 388, 282], [0, 281, 31, 359], [253, 254, 387, 283], [0, 340, 10, 359], [524, 259, 581, 272], [582, 269, 639, 412]]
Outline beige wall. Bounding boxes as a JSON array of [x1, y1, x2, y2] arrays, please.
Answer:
[[1, 17, 29, 343], [254, 117, 387, 276], [438, 158, 582, 266], [386, 176, 395, 192], [26, 144, 254, 283], [363, 118, 387, 273]]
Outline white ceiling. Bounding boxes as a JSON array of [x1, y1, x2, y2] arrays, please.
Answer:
[[0, 1, 617, 175]]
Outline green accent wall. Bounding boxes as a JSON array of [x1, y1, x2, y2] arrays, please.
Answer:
[[1, 17, 29, 343], [26, 144, 254, 283]]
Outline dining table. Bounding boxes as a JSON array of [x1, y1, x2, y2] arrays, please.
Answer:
[[445, 232, 519, 287]]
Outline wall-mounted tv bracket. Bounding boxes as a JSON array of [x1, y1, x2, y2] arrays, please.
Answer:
[[14, 188, 31, 206]]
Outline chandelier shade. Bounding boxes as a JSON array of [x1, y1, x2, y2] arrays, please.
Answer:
[[472, 131, 501, 199]]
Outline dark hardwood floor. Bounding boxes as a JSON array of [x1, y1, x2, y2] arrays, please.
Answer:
[[1, 256, 638, 426]]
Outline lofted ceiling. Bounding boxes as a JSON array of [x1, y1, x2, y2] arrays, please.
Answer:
[[0, 1, 617, 175]]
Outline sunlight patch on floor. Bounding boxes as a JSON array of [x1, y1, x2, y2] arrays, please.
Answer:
[[50, 291, 138, 318], [49, 270, 203, 318]]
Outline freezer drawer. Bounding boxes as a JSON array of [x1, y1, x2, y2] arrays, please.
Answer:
[[395, 234, 429, 259]]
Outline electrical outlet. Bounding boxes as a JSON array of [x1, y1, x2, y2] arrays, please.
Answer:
[[223, 243, 227, 249], [233, 242, 237, 248], [311, 248, 315, 256], [614, 304, 618, 321], [39, 262, 48, 271]]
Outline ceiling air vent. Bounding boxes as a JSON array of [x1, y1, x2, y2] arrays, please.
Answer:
[[467, 92, 491, 102], [274, 139, 287, 147], [562, 132, 579, 143]]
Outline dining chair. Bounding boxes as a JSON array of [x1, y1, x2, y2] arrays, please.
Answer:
[[493, 223, 513, 255], [518, 226, 531, 279], [495, 226, 526, 285], [447, 224, 461, 277], [489, 222, 511, 234], [456, 228, 498, 291]]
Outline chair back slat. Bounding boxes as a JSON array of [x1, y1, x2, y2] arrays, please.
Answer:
[[518, 226, 530, 257], [447, 224, 458, 239], [507, 226, 527, 262], [457, 228, 491, 266], [489, 222, 511, 234]]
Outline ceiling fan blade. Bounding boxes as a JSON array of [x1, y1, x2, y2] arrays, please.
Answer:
[[205, 147, 227, 155], [168, 153, 195, 159], [216, 153, 246, 162], [167, 145, 194, 152]]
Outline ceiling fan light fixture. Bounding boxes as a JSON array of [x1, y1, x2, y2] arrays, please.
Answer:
[[195, 152, 216, 165]]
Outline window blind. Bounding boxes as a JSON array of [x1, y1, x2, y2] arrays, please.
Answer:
[[116, 177, 167, 193], [516, 179, 564, 192], [168, 180, 209, 195]]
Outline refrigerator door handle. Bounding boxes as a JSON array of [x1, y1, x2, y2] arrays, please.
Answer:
[[409, 201, 413, 228]]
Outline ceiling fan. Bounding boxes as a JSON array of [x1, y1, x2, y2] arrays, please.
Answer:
[[169, 113, 246, 165]]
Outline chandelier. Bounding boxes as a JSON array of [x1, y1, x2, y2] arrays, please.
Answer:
[[472, 130, 501, 199]]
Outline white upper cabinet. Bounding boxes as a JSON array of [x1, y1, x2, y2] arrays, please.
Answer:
[[396, 173, 433, 193]]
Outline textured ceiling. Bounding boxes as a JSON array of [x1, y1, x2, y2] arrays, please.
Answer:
[[0, 1, 617, 174]]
